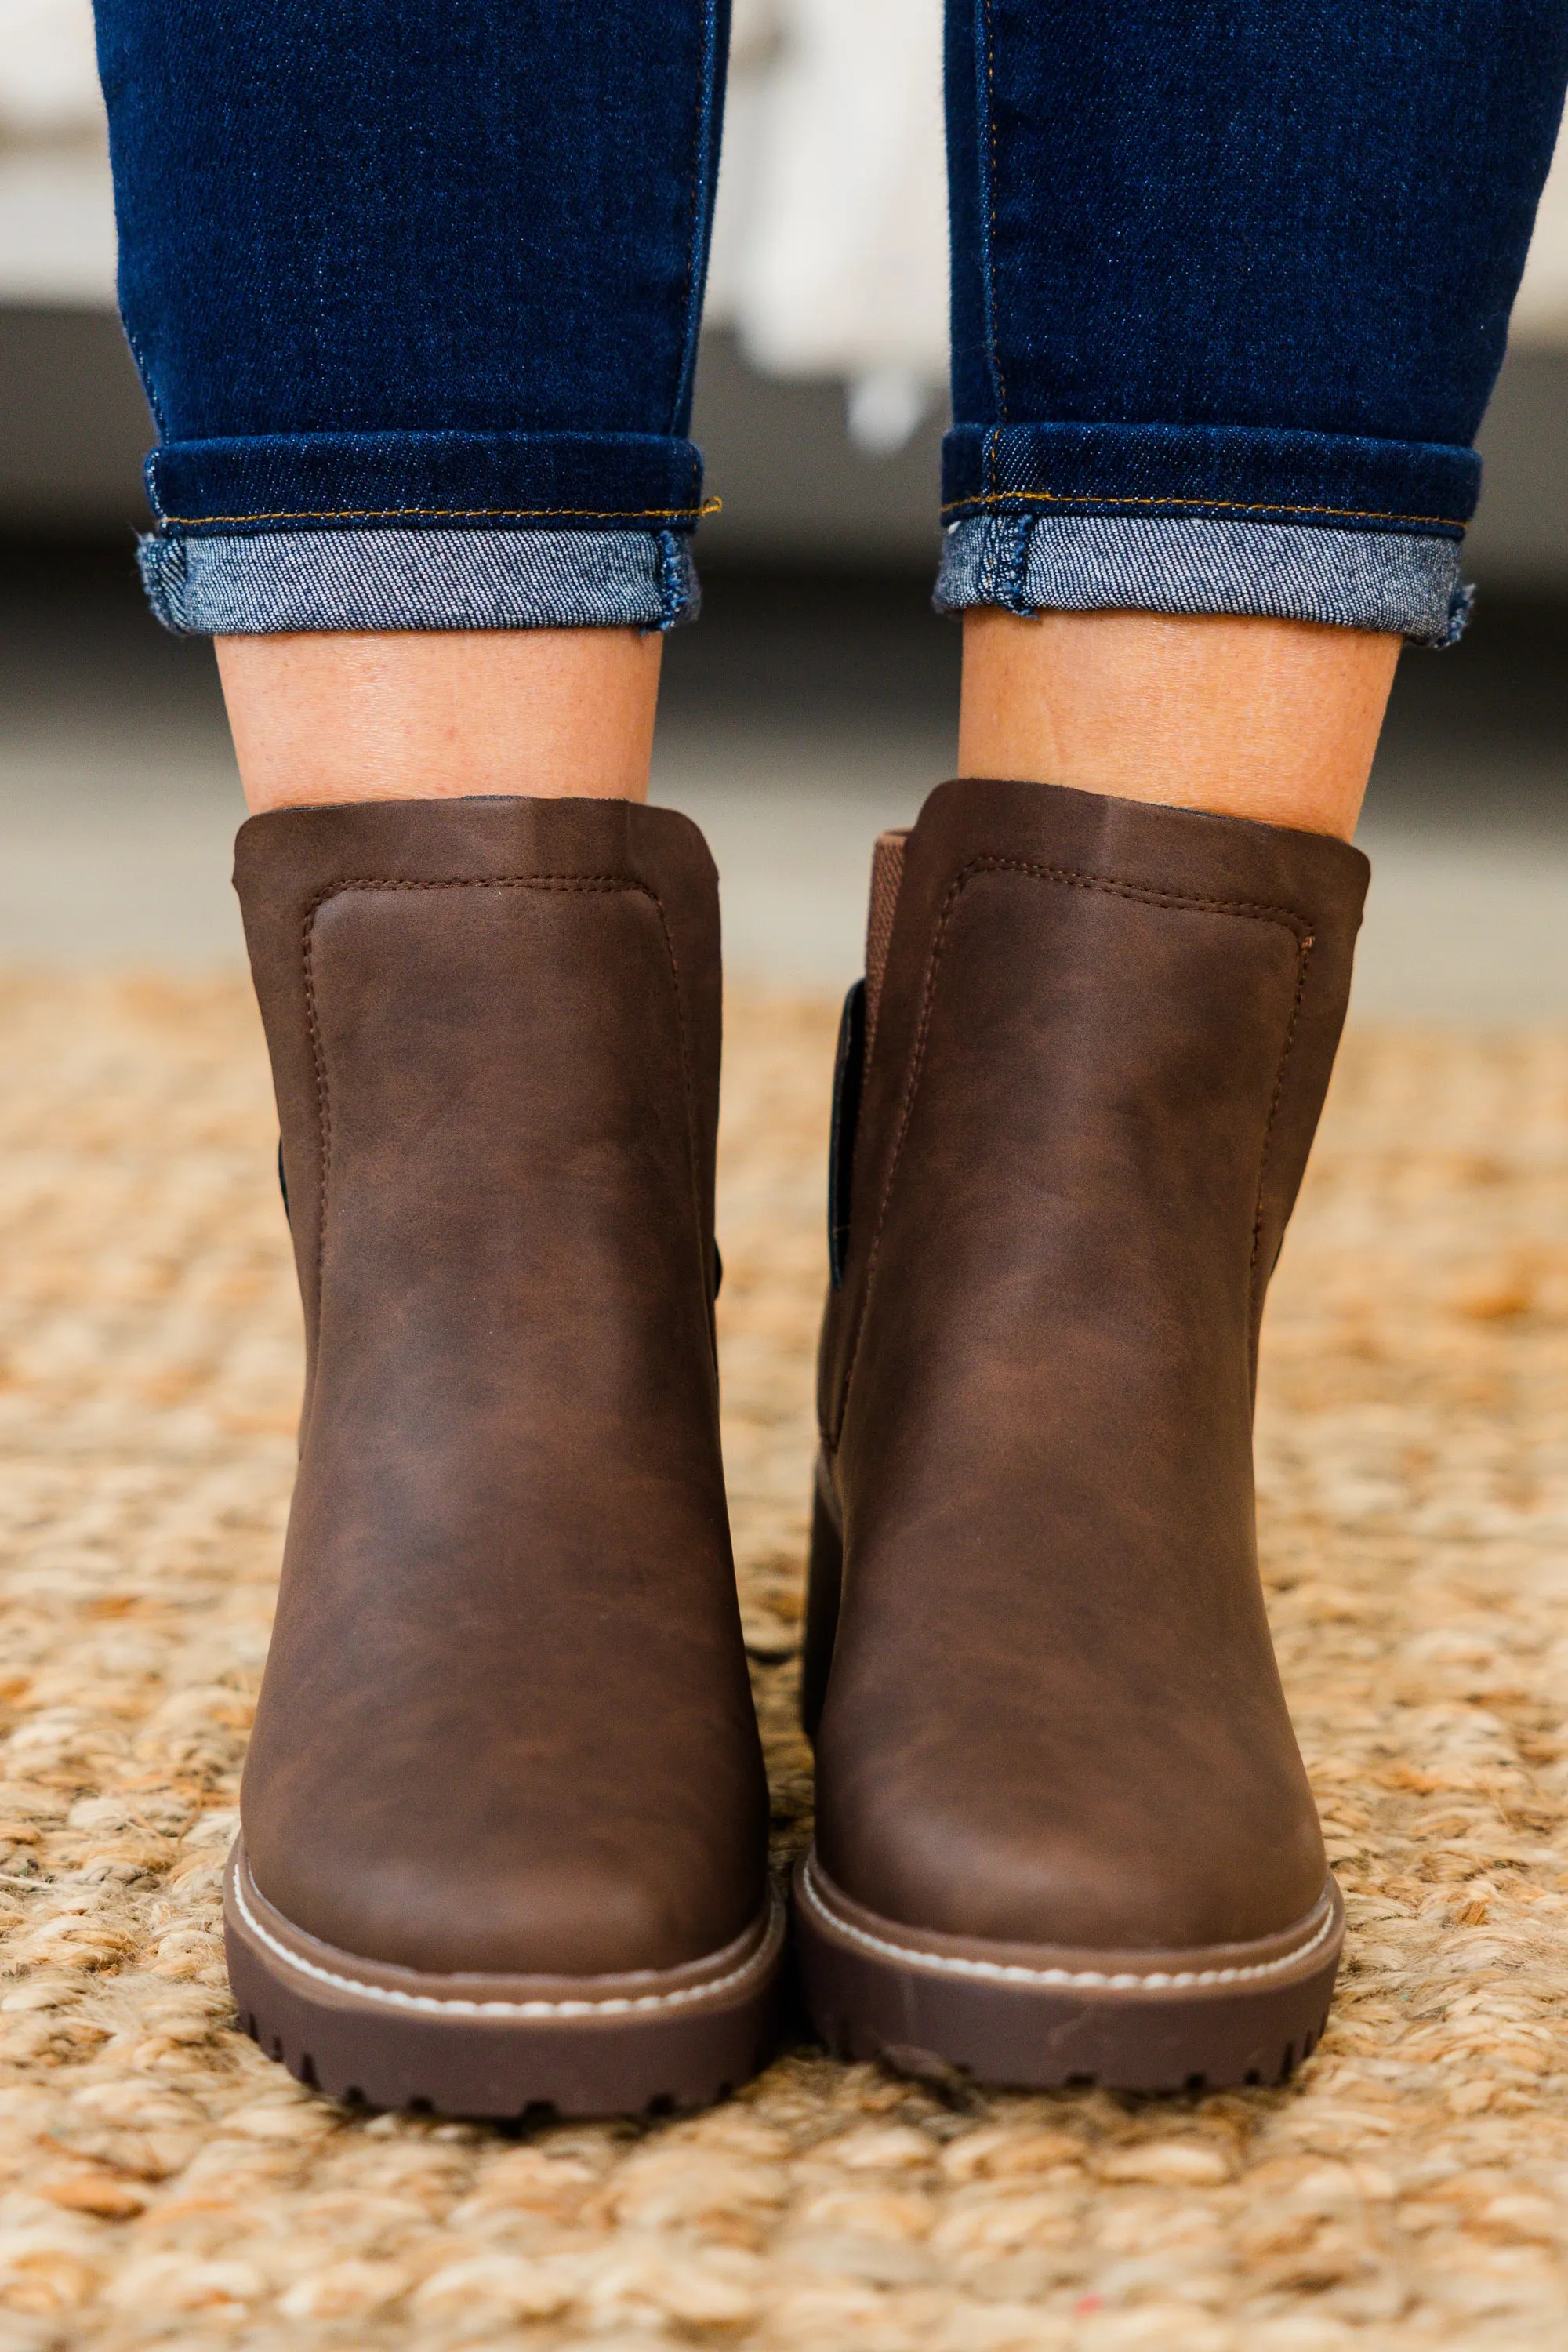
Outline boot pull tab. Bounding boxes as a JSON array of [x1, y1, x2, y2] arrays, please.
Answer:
[[863, 828, 908, 1063]]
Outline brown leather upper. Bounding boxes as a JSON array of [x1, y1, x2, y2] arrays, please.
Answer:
[[815, 777, 1369, 1955], [234, 795, 768, 1978]]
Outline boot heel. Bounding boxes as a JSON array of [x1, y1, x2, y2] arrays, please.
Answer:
[[801, 1456, 843, 1740]]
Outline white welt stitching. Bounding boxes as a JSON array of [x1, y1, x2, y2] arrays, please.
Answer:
[[233, 1860, 784, 2020], [800, 1855, 1338, 1991]]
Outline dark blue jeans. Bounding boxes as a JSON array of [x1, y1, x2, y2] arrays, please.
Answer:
[[96, 1, 1568, 645]]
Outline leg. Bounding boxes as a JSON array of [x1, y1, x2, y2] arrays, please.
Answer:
[[942, 2, 1568, 843], [97, 0, 726, 808], [800, 1, 1568, 2089], [216, 628, 662, 810], [96, 0, 782, 2114], [958, 612, 1397, 843]]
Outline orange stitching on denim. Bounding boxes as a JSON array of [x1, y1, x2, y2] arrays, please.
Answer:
[[942, 488, 1466, 528], [158, 499, 721, 528], [828, 855, 1314, 1451]]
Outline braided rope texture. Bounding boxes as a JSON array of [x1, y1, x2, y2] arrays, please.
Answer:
[[0, 974, 1565, 2347]]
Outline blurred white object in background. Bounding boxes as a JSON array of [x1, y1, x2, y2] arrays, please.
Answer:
[[845, 367, 935, 456], [709, 0, 948, 452], [0, 0, 100, 132], [0, 0, 114, 305]]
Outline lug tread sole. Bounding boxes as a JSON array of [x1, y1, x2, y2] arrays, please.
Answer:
[[223, 1844, 785, 2119], [793, 1850, 1344, 2094]]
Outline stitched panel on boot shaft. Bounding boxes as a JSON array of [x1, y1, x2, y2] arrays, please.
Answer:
[[232, 797, 727, 1441], [305, 879, 705, 1345], [837, 863, 1308, 1451], [817, 793, 1364, 1450]]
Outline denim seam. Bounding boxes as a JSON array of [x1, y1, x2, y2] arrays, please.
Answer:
[[122, 321, 169, 438], [671, 0, 724, 434], [655, 528, 688, 626], [153, 500, 720, 528], [978, 0, 1007, 422], [942, 490, 1468, 530], [829, 855, 1314, 1452], [997, 516, 1032, 615]]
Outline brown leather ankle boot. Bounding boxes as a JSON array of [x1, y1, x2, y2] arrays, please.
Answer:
[[224, 795, 780, 2117], [798, 776, 1368, 2092]]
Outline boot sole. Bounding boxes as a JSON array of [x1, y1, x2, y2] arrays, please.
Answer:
[[794, 1849, 1343, 2094], [224, 1838, 786, 2118]]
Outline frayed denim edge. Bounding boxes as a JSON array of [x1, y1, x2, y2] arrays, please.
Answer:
[[935, 514, 1471, 647], [138, 525, 700, 637]]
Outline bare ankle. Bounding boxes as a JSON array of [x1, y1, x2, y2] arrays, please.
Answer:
[[956, 609, 1401, 843], [216, 627, 663, 815]]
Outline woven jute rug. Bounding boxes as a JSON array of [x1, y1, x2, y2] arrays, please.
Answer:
[[0, 973, 1566, 2351]]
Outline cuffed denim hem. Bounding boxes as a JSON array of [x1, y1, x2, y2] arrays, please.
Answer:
[[942, 423, 1479, 539], [934, 515, 1471, 647], [138, 526, 700, 637], [144, 430, 708, 536]]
